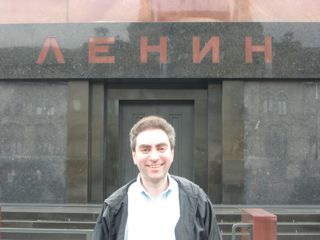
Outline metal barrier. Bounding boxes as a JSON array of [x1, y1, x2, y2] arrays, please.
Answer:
[[0, 227, 93, 240], [232, 223, 253, 240]]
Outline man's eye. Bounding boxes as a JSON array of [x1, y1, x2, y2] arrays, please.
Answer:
[[158, 146, 167, 152], [141, 148, 149, 153]]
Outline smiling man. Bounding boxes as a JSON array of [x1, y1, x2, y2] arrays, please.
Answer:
[[93, 115, 222, 240]]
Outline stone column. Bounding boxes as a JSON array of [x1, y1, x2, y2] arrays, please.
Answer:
[[222, 81, 244, 203], [66, 81, 89, 203]]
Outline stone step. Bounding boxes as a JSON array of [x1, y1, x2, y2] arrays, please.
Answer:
[[1, 204, 320, 240], [277, 232, 320, 240], [222, 232, 320, 240], [1, 219, 95, 229], [0, 204, 100, 221], [218, 221, 320, 233], [2, 220, 320, 236], [0, 227, 93, 240], [2, 229, 320, 240], [277, 222, 320, 233]]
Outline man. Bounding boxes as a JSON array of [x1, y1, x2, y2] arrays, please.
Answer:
[[93, 115, 222, 240]]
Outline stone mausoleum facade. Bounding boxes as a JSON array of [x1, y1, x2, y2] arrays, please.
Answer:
[[0, 0, 320, 205]]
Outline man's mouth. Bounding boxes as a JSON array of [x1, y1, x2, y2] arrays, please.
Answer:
[[147, 163, 163, 168]]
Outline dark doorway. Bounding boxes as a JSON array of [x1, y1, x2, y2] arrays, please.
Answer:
[[119, 100, 194, 186]]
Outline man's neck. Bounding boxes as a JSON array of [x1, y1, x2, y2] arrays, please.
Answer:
[[140, 175, 169, 198]]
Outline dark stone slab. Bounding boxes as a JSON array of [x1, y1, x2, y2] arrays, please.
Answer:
[[0, 23, 319, 79], [0, 82, 67, 203]]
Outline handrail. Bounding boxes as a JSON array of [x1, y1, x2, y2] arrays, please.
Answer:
[[232, 223, 253, 240], [0, 227, 93, 240]]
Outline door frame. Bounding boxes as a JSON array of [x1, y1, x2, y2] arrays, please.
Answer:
[[105, 88, 208, 196]]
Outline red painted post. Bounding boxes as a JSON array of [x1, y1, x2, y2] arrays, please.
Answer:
[[241, 208, 277, 240], [0, 205, 2, 239]]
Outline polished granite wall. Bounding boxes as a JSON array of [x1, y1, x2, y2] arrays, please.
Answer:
[[243, 81, 320, 204], [0, 82, 67, 203]]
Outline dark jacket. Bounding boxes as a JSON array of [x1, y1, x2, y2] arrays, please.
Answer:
[[93, 176, 222, 240]]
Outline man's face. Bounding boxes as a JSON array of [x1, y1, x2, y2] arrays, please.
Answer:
[[132, 128, 174, 184]]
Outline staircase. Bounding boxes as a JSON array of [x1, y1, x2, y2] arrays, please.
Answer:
[[0, 204, 98, 240], [1, 204, 320, 240]]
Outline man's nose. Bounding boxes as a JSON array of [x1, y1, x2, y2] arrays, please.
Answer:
[[149, 149, 159, 161]]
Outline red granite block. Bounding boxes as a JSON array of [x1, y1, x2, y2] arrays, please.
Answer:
[[242, 208, 277, 240]]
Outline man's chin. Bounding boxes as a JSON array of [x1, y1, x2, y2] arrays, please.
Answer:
[[147, 173, 167, 183]]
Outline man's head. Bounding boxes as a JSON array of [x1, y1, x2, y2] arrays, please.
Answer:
[[130, 115, 176, 185], [130, 115, 175, 152]]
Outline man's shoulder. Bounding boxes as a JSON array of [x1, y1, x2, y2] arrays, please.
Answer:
[[171, 175, 194, 187], [104, 179, 136, 207], [171, 175, 207, 199]]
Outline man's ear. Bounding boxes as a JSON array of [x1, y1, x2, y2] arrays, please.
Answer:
[[132, 151, 137, 164]]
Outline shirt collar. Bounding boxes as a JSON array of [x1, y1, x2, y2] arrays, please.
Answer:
[[136, 174, 177, 200]]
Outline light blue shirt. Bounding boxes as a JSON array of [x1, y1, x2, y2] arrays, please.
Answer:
[[125, 174, 180, 240]]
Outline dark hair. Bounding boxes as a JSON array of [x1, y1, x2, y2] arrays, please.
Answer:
[[129, 115, 175, 151]]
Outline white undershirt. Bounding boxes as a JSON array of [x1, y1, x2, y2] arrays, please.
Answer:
[[125, 174, 180, 240]]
